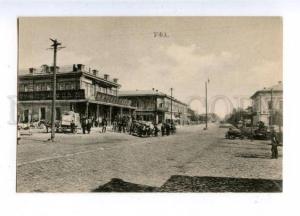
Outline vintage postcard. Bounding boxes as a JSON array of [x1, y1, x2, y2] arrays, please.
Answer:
[[16, 17, 282, 192]]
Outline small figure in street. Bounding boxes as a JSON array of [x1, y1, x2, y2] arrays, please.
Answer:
[[81, 117, 87, 134], [161, 122, 166, 136], [122, 116, 127, 133], [86, 118, 92, 134], [166, 123, 170, 136], [102, 118, 107, 133], [112, 119, 117, 132], [70, 120, 75, 134], [154, 123, 159, 137], [270, 128, 279, 159]]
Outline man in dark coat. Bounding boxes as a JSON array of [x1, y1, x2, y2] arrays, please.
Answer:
[[81, 117, 87, 134], [102, 118, 107, 133], [166, 123, 170, 136], [70, 120, 75, 133], [271, 128, 279, 159], [86, 118, 92, 134], [161, 122, 166, 136]]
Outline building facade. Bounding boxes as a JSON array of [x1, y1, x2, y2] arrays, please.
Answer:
[[118, 89, 189, 124], [18, 64, 136, 125], [250, 81, 283, 127]]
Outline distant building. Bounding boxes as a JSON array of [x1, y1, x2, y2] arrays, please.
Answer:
[[18, 64, 136, 125], [250, 81, 283, 127], [118, 89, 189, 124]]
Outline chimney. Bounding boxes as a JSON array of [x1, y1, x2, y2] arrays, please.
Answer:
[[113, 78, 118, 83], [49, 66, 59, 73], [73, 64, 78, 72], [77, 64, 85, 71], [29, 67, 36, 74], [41, 64, 49, 73], [104, 74, 109, 80], [92, 69, 99, 76]]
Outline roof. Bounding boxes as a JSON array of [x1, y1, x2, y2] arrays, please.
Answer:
[[18, 64, 120, 88], [118, 90, 165, 97], [250, 82, 283, 99], [119, 90, 188, 106]]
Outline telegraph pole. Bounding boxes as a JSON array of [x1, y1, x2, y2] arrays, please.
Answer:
[[270, 88, 273, 127], [49, 39, 64, 141], [170, 88, 173, 123], [205, 81, 208, 130]]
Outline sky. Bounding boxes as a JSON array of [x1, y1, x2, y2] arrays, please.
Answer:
[[18, 17, 282, 118]]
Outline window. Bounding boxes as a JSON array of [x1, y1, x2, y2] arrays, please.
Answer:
[[268, 101, 272, 110], [41, 83, 47, 91], [24, 109, 29, 122], [46, 83, 51, 91], [70, 82, 75, 90], [58, 82, 65, 90], [56, 107, 61, 120], [40, 107, 46, 120], [65, 82, 71, 90], [35, 83, 42, 91], [19, 84, 25, 92], [24, 84, 28, 91], [27, 84, 33, 92]]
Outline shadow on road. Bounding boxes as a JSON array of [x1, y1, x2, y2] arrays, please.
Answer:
[[92, 178, 158, 192], [92, 175, 282, 192]]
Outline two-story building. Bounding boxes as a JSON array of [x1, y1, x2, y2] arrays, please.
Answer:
[[18, 64, 136, 125], [118, 89, 189, 124], [250, 81, 283, 127]]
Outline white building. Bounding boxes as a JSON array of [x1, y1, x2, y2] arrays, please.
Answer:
[[250, 81, 283, 127]]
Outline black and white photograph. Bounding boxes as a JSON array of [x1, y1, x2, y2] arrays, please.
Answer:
[[16, 16, 283, 192]]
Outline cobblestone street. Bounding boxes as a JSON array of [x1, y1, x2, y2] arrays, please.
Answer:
[[17, 124, 282, 192]]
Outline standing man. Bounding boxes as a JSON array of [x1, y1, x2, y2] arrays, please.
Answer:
[[81, 116, 87, 134], [87, 118, 92, 134], [270, 127, 279, 159], [161, 122, 166, 136], [70, 120, 75, 134], [102, 117, 107, 133]]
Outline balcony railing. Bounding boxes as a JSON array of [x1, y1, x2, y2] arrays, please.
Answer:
[[18, 89, 85, 101]]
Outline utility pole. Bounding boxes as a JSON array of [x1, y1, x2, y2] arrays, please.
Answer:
[[270, 88, 273, 127], [205, 81, 208, 130], [49, 39, 64, 141], [170, 88, 173, 123]]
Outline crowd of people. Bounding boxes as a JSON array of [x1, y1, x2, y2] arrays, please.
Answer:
[[79, 115, 177, 137]]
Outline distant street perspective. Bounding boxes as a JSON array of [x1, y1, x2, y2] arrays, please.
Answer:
[[17, 17, 282, 192]]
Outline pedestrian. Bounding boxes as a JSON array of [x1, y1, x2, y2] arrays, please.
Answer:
[[112, 119, 117, 132], [154, 123, 159, 137], [270, 128, 279, 159], [70, 120, 75, 134], [166, 122, 170, 136], [81, 116, 87, 134], [118, 119, 122, 133], [102, 118, 107, 133], [161, 122, 165, 136], [122, 116, 127, 133], [87, 118, 92, 134]]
